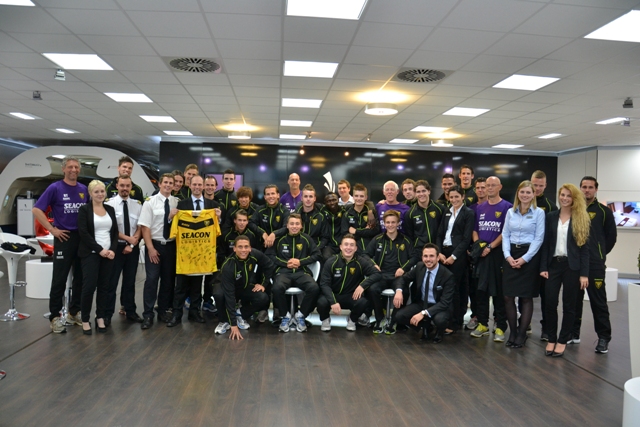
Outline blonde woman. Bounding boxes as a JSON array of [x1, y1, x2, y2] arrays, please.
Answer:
[[502, 181, 545, 348], [539, 184, 590, 357], [77, 180, 118, 334]]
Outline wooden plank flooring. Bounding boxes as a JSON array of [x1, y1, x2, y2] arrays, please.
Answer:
[[0, 260, 632, 427]]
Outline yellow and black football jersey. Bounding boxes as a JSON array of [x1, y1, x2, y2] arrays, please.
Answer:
[[170, 209, 221, 274]]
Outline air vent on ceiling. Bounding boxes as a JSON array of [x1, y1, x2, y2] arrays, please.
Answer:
[[165, 57, 222, 73], [394, 68, 452, 83]]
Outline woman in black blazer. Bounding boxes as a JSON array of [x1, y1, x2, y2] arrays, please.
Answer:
[[436, 185, 474, 332], [77, 180, 118, 334], [540, 183, 590, 357]]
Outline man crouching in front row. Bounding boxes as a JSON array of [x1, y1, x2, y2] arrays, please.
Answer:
[[392, 243, 455, 343], [317, 234, 381, 331]]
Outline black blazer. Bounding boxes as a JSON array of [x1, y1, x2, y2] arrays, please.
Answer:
[[540, 210, 589, 277], [436, 205, 474, 260], [77, 202, 118, 258], [177, 197, 220, 212], [393, 263, 456, 318]]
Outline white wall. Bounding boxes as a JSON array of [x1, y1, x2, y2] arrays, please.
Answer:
[[558, 148, 640, 276]]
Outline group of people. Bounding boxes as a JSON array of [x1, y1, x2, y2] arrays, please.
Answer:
[[32, 156, 616, 355]]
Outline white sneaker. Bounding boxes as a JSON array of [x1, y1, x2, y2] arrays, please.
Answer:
[[295, 311, 307, 332], [65, 312, 82, 326], [215, 322, 230, 334], [321, 318, 331, 332], [279, 313, 291, 333], [357, 313, 370, 326], [346, 317, 357, 331], [236, 317, 250, 330]]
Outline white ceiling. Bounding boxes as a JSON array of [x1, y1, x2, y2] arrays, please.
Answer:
[[1, 0, 640, 162]]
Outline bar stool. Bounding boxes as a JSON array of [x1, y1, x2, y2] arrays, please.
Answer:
[[285, 287, 303, 319], [381, 288, 396, 327], [0, 246, 33, 321]]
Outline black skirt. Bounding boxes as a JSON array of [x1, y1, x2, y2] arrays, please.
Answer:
[[502, 244, 541, 298]]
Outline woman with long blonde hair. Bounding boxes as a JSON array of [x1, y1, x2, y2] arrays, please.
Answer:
[[539, 183, 590, 357]]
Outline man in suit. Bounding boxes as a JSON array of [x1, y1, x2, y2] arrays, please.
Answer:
[[393, 243, 456, 343], [167, 175, 221, 326]]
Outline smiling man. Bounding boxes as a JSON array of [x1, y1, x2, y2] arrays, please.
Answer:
[[458, 165, 477, 206], [376, 181, 410, 232], [249, 184, 290, 248], [105, 156, 145, 203]]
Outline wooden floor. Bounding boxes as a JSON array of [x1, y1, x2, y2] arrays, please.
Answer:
[[0, 260, 632, 427]]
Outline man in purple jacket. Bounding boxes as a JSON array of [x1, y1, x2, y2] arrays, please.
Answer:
[[280, 173, 302, 212]]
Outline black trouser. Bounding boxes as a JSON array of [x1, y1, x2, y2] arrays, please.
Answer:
[[316, 293, 370, 322], [572, 265, 611, 340], [395, 302, 449, 334], [544, 258, 581, 344], [475, 250, 507, 331], [80, 254, 112, 322], [106, 244, 139, 318], [203, 272, 220, 307], [142, 241, 176, 318], [366, 276, 397, 324], [272, 271, 319, 317], [442, 246, 468, 329], [172, 274, 204, 317], [49, 231, 83, 319], [213, 285, 270, 323]]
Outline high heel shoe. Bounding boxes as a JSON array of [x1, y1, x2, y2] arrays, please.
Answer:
[[545, 343, 555, 356], [82, 322, 92, 335], [512, 335, 528, 349], [95, 319, 107, 333], [552, 343, 566, 357]]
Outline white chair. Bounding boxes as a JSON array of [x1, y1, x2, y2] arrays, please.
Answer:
[[283, 261, 321, 323], [381, 288, 396, 327], [308, 261, 321, 281], [0, 233, 33, 321]]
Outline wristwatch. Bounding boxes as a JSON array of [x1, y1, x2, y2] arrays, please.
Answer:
[[421, 309, 429, 316], [129, 244, 135, 249], [487, 244, 492, 250]]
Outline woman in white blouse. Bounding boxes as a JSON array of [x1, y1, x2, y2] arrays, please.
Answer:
[[77, 180, 118, 334], [539, 183, 590, 357]]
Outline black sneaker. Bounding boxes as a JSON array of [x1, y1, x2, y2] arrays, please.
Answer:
[[567, 334, 580, 344], [540, 333, 549, 342], [595, 338, 609, 354], [373, 322, 384, 334]]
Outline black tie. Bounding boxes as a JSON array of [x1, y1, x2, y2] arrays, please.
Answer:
[[123, 200, 131, 236], [195, 199, 201, 210], [423, 270, 432, 308], [163, 198, 170, 240]]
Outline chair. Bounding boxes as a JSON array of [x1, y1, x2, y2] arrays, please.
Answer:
[[381, 288, 396, 327], [0, 233, 33, 321]]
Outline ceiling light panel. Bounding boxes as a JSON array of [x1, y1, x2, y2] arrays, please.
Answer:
[[286, 0, 368, 20], [140, 115, 176, 123], [105, 93, 153, 103], [585, 10, 640, 43], [283, 60, 338, 78], [9, 112, 37, 120], [596, 117, 627, 125], [0, 0, 35, 5], [411, 126, 449, 132], [281, 120, 312, 127], [389, 139, 418, 144], [163, 131, 193, 136], [493, 144, 523, 149], [443, 107, 490, 117], [42, 53, 113, 70], [280, 134, 307, 140], [54, 128, 79, 134], [282, 98, 322, 108], [538, 133, 562, 139], [493, 74, 560, 91]]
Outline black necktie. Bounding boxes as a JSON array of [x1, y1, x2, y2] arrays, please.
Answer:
[[423, 270, 432, 308], [163, 198, 170, 240], [195, 199, 201, 210], [123, 200, 131, 236]]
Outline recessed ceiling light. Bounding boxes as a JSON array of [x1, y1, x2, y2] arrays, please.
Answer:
[[54, 128, 79, 134], [284, 60, 338, 78], [365, 103, 398, 116], [42, 53, 113, 70], [431, 140, 453, 147], [411, 126, 449, 132], [280, 134, 307, 140], [538, 133, 563, 139], [240, 152, 258, 157], [221, 123, 258, 132], [286, 0, 368, 20], [281, 120, 312, 127], [443, 107, 490, 117], [282, 98, 322, 108], [163, 131, 193, 136], [389, 138, 418, 144], [229, 131, 251, 140], [140, 115, 176, 123], [596, 117, 627, 125], [0, 0, 35, 6], [426, 132, 461, 139], [9, 112, 37, 120], [52, 154, 66, 159], [493, 74, 560, 91], [493, 144, 523, 149], [585, 10, 640, 43], [105, 93, 153, 103]]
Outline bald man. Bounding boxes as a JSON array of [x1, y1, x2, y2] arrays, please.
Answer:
[[280, 173, 302, 213]]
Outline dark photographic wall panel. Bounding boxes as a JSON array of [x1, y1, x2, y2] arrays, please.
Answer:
[[160, 142, 558, 206]]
